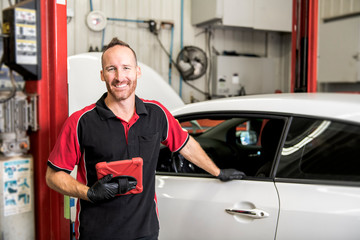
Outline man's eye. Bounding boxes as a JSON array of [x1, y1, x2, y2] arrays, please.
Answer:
[[124, 67, 131, 70], [107, 67, 115, 72]]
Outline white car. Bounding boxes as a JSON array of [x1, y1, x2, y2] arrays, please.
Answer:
[[156, 93, 360, 240]]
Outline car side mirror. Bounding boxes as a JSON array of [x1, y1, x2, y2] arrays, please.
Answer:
[[239, 130, 257, 145]]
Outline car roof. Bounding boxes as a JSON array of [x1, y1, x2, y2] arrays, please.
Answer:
[[171, 93, 360, 123]]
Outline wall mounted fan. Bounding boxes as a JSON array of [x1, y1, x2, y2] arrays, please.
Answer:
[[176, 46, 208, 80]]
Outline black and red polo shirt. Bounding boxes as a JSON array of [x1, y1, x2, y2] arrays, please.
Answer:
[[47, 93, 189, 240]]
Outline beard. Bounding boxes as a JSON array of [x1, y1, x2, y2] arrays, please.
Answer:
[[105, 78, 137, 101]]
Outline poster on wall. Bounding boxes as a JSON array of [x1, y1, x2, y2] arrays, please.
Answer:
[[2, 158, 32, 216], [15, 8, 37, 65]]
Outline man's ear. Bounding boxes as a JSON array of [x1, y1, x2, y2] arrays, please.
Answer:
[[100, 70, 105, 82], [136, 66, 142, 79]]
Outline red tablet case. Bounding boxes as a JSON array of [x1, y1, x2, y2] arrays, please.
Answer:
[[95, 157, 143, 195]]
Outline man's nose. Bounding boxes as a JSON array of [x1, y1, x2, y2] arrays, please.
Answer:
[[115, 69, 125, 79]]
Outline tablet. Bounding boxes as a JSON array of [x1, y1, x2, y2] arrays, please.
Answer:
[[95, 157, 143, 195]]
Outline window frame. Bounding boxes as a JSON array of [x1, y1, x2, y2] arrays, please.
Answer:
[[156, 111, 289, 181], [273, 115, 360, 187], [157, 110, 360, 187]]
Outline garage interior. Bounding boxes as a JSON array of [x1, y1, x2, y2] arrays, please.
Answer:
[[0, 0, 359, 239]]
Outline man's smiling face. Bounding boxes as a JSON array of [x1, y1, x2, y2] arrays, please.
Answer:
[[101, 45, 141, 102]]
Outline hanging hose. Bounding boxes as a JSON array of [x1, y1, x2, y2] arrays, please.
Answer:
[[0, 69, 17, 103], [179, 0, 184, 97], [168, 25, 174, 85], [101, 28, 105, 50], [206, 28, 213, 99]]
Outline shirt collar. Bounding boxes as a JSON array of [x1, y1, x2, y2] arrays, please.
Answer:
[[96, 93, 148, 120]]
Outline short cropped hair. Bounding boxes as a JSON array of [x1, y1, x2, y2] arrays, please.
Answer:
[[101, 38, 138, 68]]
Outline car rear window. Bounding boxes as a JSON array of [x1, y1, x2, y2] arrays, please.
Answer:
[[276, 117, 360, 182]]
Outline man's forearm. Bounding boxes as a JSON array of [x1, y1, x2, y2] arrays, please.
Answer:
[[179, 136, 221, 177], [46, 167, 90, 201]]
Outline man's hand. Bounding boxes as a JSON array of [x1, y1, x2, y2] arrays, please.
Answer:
[[217, 169, 246, 182], [87, 174, 118, 203]]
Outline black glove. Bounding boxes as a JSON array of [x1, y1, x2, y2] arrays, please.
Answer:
[[217, 169, 246, 182], [87, 174, 118, 203]]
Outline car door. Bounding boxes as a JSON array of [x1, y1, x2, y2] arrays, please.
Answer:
[[274, 116, 360, 240], [156, 114, 287, 240]]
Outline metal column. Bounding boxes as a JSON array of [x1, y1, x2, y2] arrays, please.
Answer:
[[291, 0, 319, 93], [25, 0, 69, 239]]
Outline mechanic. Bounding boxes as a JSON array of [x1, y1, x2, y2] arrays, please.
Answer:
[[45, 37, 245, 240]]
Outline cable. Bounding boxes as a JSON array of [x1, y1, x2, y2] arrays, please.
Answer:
[[168, 25, 174, 85], [0, 70, 17, 103], [154, 34, 177, 71], [179, 0, 184, 97], [206, 28, 213, 99], [181, 75, 209, 97], [101, 28, 105, 50]]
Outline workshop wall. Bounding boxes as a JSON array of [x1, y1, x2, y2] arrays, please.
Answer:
[[320, 0, 360, 18], [0, 0, 290, 103], [318, 0, 360, 93], [2, 1, 360, 102], [67, 0, 291, 103]]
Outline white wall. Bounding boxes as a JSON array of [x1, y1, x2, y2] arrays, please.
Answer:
[[319, 0, 360, 18], [2, 0, 359, 100], [67, 0, 292, 103], [0, 0, 292, 103], [318, 0, 360, 92]]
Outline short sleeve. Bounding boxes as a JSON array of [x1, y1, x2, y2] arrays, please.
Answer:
[[159, 105, 189, 152], [47, 113, 82, 173]]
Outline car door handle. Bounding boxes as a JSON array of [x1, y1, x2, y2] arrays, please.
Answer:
[[225, 208, 269, 219]]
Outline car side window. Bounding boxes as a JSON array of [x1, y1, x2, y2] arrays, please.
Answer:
[[156, 116, 285, 178], [276, 117, 360, 182]]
